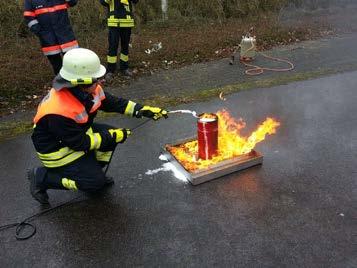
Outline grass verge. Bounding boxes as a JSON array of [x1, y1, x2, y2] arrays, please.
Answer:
[[0, 67, 347, 142]]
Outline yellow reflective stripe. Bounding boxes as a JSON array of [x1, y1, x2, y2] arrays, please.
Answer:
[[95, 151, 112, 162], [109, 0, 114, 12], [88, 132, 102, 150], [108, 18, 120, 27], [33, 124, 36, 129], [124, 100, 136, 116], [38, 146, 86, 167], [70, 78, 94, 85], [108, 18, 119, 23], [37, 147, 74, 160], [118, 19, 134, 27], [41, 151, 85, 168], [88, 133, 95, 150], [62, 178, 78, 191], [86, 127, 93, 135], [120, 53, 129, 62], [107, 55, 117, 63]]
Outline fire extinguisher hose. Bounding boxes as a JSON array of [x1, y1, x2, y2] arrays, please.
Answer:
[[241, 52, 295, 75], [238, 38, 295, 76]]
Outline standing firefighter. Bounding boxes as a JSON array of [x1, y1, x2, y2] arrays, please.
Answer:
[[100, 0, 139, 79], [23, 0, 79, 75], [29, 48, 168, 204]]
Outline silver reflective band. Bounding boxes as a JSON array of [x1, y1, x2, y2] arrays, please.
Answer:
[[98, 90, 105, 99], [74, 110, 88, 122], [90, 133, 102, 150], [28, 19, 39, 28], [93, 134, 99, 147], [92, 95, 101, 106]]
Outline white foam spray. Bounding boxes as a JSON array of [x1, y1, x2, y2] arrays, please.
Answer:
[[145, 155, 188, 183], [168, 110, 199, 118]]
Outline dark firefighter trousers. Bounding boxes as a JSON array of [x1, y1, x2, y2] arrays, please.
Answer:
[[34, 123, 115, 192], [107, 27, 131, 73], [47, 54, 63, 75]]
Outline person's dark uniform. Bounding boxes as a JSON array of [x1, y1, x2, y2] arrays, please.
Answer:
[[99, 0, 139, 76], [23, 0, 79, 74], [30, 77, 145, 201], [28, 48, 167, 204]]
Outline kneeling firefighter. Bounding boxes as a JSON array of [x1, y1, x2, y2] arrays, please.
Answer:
[[29, 48, 168, 204]]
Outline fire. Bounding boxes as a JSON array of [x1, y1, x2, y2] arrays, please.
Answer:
[[167, 109, 280, 172]]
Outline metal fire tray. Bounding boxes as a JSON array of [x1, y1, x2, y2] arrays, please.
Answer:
[[163, 137, 263, 185]]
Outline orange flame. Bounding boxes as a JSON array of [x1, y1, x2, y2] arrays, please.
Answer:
[[167, 109, 280, 172]]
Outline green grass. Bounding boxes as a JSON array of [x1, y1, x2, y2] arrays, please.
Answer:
[[0, 121, 34, 142]]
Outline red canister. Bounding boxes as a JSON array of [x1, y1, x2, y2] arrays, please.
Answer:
[[197, 113, 218, 160]]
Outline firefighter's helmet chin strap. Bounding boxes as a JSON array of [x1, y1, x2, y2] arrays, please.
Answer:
[[70, 78, 98, 86]]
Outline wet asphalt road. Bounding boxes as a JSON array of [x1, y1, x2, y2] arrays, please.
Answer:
[[0, 71, 356, 267]]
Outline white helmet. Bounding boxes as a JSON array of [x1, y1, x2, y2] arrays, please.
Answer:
[[60, 48, 106, 82]]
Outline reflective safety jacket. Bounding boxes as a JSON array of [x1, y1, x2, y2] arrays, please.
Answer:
[[24, 0, 79, 55], [99, 0, 139, 28], [32, 85, 141, 168]]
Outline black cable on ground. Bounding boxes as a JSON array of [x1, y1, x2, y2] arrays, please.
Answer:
[[131, 118, 152, 131], [0, 118, 153, 240], [104, 118, 152, 175], [0, 195, 85, 240]]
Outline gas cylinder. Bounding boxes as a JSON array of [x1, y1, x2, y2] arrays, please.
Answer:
[[240, 36, 256, 61], [197, 113, 218, 160]]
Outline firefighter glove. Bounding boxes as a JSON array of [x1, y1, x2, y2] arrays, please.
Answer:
[[135, 106, 168, 121], [109, 128, 131, 143]]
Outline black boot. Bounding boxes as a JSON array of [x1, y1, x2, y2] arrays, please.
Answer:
[[27, 168, 49, 204]]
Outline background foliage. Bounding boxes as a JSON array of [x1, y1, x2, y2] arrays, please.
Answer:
[[0, 0, 347, 115], [0, 0, 344, 38]]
